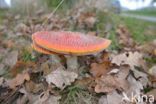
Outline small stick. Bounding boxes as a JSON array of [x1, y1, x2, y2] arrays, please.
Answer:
[[42, 0, 66, 28]]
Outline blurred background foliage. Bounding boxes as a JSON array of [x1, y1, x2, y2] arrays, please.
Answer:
[[0, 0, 156, 50], [45, 0, 76, 10], [11, 0, 46, 14]]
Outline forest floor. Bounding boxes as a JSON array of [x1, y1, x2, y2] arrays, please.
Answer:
[[0, 6, 156, 104]]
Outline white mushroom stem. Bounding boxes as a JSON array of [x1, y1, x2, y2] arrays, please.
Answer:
[[64, 55, 79, 72]]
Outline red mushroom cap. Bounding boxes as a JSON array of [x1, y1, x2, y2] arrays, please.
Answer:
[[31, 42, 56, 55], [32, 31, 111, 55]]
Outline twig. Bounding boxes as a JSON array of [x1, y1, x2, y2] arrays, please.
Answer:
[[42, 0, 66, 28]]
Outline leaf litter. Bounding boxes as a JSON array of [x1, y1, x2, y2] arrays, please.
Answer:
[[111, 51, 143, 70], [95, 65, 130, 93], [45, 67, 78, 89], [7, 72, 30, 89]]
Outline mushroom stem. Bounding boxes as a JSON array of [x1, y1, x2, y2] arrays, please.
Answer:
[[65, 55, 79, 72]]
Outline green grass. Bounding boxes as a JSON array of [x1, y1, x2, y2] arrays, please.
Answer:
[[108, 30, 122, 50], [21, 49, 36, 62], [110, 14, 156, 45], [144, 57, 156, 67], [45, 0, 76, 10], [0, 9, 6, 23], [96, 12, 156, 50], [61, 85, 97, 104], [121, 16, 156, 44], [95, 11, 122, 50], [125, 8, 156, 17]]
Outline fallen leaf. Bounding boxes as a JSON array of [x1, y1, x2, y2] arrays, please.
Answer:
[[8, 72, 30, 89], [149, 65, 156, 77], [95, 75, 120, 93], [75, 77, 95, 91], [116, 25, 135, 47], [16, 94, 28, 104], [87, 31, 97, 36], [25, 81, 44, 93], [19, 88, 37, 104], [40, 61, 51, 76], [89, 51, 111, 77], [98, 91, 124, 104], [0, 63, 6, 75], [114, 65, 129, 79], [16, 88, 29, 104], [93, 51, 111, 64], [111, 51, 143, 70], [19, 88, 61, 104], [132, 68, 149, 87], [84, 16, 96, 29], [106, 91, 124, 104], [0, 47, 8, 58], [126, 75, 143, 97], [34, 91, 61, 104], [95, 65, 130, 93], [77, 12, 96, 29], [10, 61, 36, 77], [98, 95, 107, 104], [146, 89, 156, 100], [137, 39, 156, 55], [4, 50, 18, 67], [45, 68, 78, 89], [114, 65, 130, 91], [90, 61, 111, 77], [0, 77, 4, 85], [108, 68, 119, 74], [2, 39, 15, 48], [14, 23, 29, 35]]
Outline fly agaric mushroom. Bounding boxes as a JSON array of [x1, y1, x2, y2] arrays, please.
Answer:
[[32, 42, 55, 55], [32, 31, 111, 71]]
